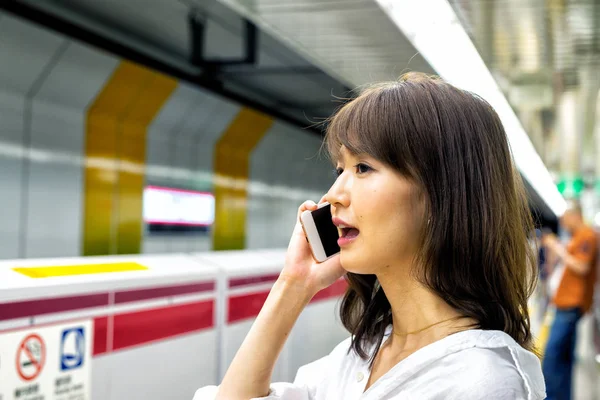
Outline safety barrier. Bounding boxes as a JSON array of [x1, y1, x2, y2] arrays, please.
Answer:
[[0, 250, 349, 400]]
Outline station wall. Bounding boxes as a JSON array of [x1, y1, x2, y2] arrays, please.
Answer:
[[0, 12, 334, 259]]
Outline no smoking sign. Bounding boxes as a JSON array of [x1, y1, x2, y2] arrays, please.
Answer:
[[16, 333, 46, 381], [0, 320, 92, 399]]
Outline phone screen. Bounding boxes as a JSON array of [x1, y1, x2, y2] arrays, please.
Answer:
[[312, 204, 341, 257]]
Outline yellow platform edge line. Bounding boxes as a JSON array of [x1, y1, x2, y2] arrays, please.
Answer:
[[12, 262, 148, 278]]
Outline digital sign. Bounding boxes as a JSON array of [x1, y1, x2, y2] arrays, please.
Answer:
[[143, 186, 215, 226]]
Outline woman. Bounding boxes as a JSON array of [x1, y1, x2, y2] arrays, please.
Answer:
[[195, 73, 546, 399]]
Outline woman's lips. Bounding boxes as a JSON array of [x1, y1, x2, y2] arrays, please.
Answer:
[[332, 217, 359, 247], [337, 227, 359, 247]]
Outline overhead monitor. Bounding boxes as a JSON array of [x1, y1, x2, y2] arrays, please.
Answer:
[[143, 186, 215, 226]]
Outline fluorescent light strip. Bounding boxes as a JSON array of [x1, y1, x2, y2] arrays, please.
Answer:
[[376, 0, 566, 216]]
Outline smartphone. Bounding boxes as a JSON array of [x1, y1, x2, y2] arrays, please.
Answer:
[[300, 202, 340, 263]]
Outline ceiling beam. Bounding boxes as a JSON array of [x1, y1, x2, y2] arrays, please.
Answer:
[[218, 66, 324, 76], [0, 0, 324, 136]]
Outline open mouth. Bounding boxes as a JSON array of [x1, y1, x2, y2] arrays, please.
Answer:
[[338, 226, 360, 239], [332, 217, 360, 246]]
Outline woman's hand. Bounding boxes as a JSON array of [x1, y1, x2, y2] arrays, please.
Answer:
[[215, 200, 345, 400], [280, 200, 346, 297]]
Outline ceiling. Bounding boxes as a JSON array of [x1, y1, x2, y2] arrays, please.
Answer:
[[4, 0, 357, 131], [210, 0, 437, 83], [3, 0, 579, 222], [448, 0, 600, 187], [3, 0, 438, 130]]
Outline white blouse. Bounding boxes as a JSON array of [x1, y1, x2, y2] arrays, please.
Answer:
[[194, 328, 546, 400]]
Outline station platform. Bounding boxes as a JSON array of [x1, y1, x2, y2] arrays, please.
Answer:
[[0, 0, 598, 398], [0, 250, 348, 399], [0, 250, 598, 399], [529, 283, 600, 400], [573, 314, 600, 400]]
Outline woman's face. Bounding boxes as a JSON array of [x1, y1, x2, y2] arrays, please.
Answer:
[[325, 146, 425, 274]]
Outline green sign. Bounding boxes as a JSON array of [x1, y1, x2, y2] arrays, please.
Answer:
[[557, 177, 584, 198]]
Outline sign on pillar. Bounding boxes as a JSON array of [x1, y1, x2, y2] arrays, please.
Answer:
[[0, 320, 92, 399]]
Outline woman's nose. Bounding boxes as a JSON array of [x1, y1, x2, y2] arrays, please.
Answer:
[[325, 174, 350, 208]]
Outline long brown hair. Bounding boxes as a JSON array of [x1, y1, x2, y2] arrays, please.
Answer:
[[324, 72, 537, 362]]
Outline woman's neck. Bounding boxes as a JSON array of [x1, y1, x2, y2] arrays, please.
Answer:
[[376, 267, 474, 352]]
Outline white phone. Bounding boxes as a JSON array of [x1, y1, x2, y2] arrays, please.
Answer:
[[300, 202, 340, 263]]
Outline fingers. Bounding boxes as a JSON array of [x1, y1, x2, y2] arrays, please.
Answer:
[[300, 200, 318, 211], [296, 200, 318, 221], [317, 254, 346, 288]]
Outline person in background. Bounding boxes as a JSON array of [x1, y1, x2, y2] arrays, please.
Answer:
[[542, 203, 598, 400]]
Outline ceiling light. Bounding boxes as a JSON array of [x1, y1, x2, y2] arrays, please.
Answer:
[[375, 0, 567, 217]]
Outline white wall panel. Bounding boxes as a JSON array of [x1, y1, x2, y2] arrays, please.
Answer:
[[107, 330, 217, 400], [225, 320, 291, 383], [145, 84, 203, 254], [26, 43, 119, 258], [91, 354, 112, 400], [288, 300, 349, 377], [184, 96, 239, 252], [272, 125, 307, 247], [0, 15, 62, 259], [144, 87, 240, 254], [171, 95, 215, 251], [0, 16, 64, 94], [248, 123, 291, 249], [300, 133, 334, 194], [26, 101, 84, 257], [0, 88, 25, 259], [190, 94, 239, 187], [248, 121, 330, 249]]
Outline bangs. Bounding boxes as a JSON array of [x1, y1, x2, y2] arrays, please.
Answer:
[[324, 84, 416, 178]]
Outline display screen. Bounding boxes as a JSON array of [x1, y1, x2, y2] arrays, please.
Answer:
[[143, 186, 215, 226], [312, 204, 340, 257]]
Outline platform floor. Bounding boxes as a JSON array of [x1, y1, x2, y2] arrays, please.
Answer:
[[530, 286, 599, 400], [574, 314, 599, 400]]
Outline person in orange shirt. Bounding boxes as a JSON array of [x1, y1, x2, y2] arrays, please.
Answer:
[[541, 204, 597, 400]]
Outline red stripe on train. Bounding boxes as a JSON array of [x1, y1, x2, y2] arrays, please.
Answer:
[[311, 279, 348, 302], [229, 274, 280, 288], [115, 282, 215, 304], [0, 280, 214, 322], [93, 316, 109, 356], [228, 291, 271, 323], [228, 279, 348, 323], [2, 274, 345, 355], [112, 300, 214, 351], [0, 293, 109, 321], [93, 300, 214, 355]]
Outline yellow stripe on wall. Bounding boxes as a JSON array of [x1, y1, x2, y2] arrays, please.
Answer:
[[213, 108, 274, 250], [83, 61, 176, 256], [117, 72, 177, 255]]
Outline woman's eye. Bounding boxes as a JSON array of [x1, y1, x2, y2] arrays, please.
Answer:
[[356, 163, 372, 174], [334, 167, 344, 177]]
